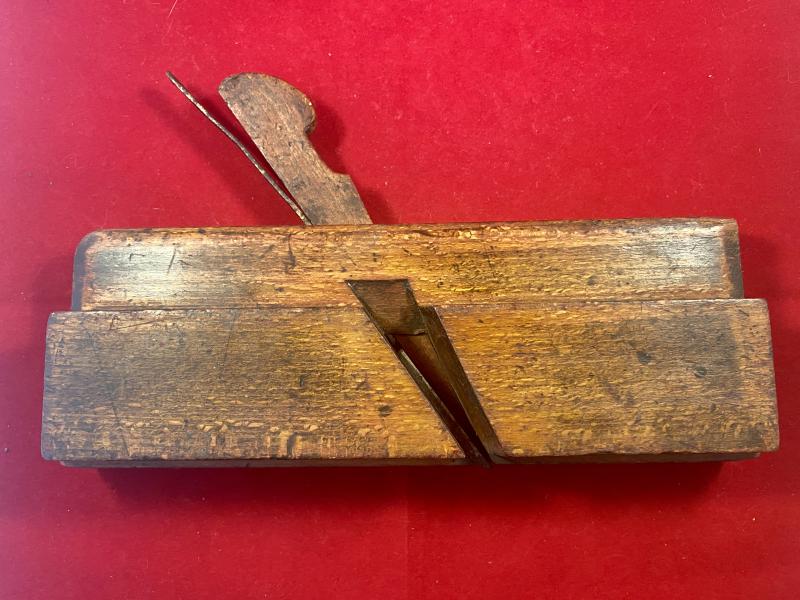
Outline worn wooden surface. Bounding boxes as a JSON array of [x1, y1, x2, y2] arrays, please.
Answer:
[[219, 73, 372, 225], [42, 308, 463, 465], [45, 218, 779, 466], [73, 219, 743, 310], [438, 299, 778, 460], [42, 299, 777, 464], [348, 279, 495, 464]]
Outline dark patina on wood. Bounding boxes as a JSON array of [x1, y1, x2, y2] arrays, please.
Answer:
[[219, 73, 371, 226]]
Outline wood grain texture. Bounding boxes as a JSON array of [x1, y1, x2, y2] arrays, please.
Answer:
[[73, 219, 743, 311], [42, 300, 777, 465], [42, 308, 463, 465], [47, 218, 776, 466], [437, 299, 778, 460], [347, 279, 495, 464], [347, 279, 427, 335], [219, 73, 372, 225]]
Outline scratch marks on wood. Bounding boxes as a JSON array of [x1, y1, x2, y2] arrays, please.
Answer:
[[42, 220, 777, 466], [284, 234, 297, 273], [75, 220, 746, 311], [166, 246, 177, 274], [42, 308, 463, 463], [76, 319, 130, 458], [439, 299, 777, 459], [219, 309, 240, 374]]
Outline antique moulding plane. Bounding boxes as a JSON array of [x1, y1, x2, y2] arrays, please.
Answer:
[[41, 73, 778, 467]]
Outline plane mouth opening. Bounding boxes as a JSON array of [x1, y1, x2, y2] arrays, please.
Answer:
[[347, 279, 501, 466]]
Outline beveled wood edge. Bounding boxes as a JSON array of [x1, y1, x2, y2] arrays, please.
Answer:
[[721, 220, 744, 297]]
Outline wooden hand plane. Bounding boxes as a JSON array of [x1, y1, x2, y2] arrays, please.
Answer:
[[41, 73, 778, 467]]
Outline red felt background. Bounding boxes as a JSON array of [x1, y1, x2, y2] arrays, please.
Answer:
[[1, 1, 799, 598]]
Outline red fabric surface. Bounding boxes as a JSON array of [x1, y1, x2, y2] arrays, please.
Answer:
[[1, 1, 799, 598]]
